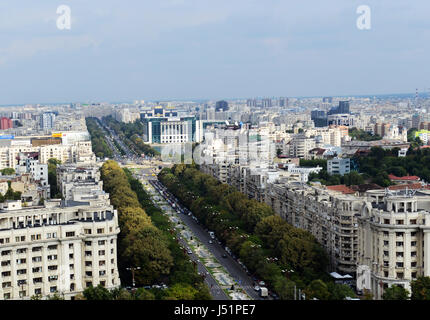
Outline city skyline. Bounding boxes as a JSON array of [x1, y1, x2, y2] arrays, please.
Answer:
[[0, 0, 429, 105]]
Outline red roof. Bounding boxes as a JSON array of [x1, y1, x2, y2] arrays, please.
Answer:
[[327, 185, 356, 194], [388, 174, 420, 181], [388, 183, 422, 191]]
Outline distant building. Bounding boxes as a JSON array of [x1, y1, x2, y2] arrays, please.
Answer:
[[328, 101, 350, 115], [40, 113, 56, 130], [311, 110, 328, 127], [140, 107, 197, 144], [262, 98, 272, 108], [0, 117, 13, 130], [215, 101, 229, 112], [328, 158, 351, 176]]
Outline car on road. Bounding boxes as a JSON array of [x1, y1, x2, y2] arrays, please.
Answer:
[[258, 281, 266, 286], [208, 240, 213, 244], [222, 253, 227, 258], [187, 249, 192, 254], [254, 286, 260, 292]]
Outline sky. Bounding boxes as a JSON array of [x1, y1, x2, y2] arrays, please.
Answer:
[[0, 0, 429, 105]]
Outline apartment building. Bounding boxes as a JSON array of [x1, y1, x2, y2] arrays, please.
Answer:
[[357, 187, 430, 299], [0, 140, 94, 170], [0, 163, 120, 300], [0, 199, 120, 300], [288, 134, 316, 158], [328, 158, 351, 176], [265, 182, 363, 275]]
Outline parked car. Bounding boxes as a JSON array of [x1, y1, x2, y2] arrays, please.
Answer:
[[208, 240, 213, 244], [222, 253, 228, 258], [254, 286, 261, 292]]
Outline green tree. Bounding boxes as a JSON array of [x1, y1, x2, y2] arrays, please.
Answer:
[[135, 288, 155, 300], [165, 283, 198, 300], [1, 168, 15, 175], [83, 285, 113, 300], [304, 280, 330, 300], [382, 285, 409, 300], [411, 276, 430, 300], [121, 226, 174, 286], [327, 283, 357, 300], [273, 277, 296, 300]]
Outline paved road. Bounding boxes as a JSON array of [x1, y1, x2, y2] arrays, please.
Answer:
[[149, 179, 264, 300], [142, 177, 228, 300]]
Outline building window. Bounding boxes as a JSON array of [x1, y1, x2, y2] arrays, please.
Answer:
[[69, 253, 74, 259], [396, 232, 404, 237], [396, 242, 404, 247], [396, 252, 404, 258], [396, 262, 404, 268], [412, 262, 417, 268], [384, 271, 389, 277], [1, 260, 10, 266], [48, 245, 57, 250], [411, 241, 417, 247], [97, 228, 104, 234], [98, 250, 105, 256], [384, 219, 390, 224], [98, 240, 105, 245], [50, 286, 57, 293], [33, 267, 42, 273], [66, 232, 75, 237], [85, 261, 92, 267], [69, 244, 74, 249], [396, 220, 404, 225], [411, 251, 417, 257], [84, 229, 92, 235], [32, 247, 42, 252]]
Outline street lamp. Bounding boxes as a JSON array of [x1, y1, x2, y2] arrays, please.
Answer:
[[126, 267, 142, 288]]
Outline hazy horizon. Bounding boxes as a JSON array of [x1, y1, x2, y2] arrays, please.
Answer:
[[0, 1, 429, 105]]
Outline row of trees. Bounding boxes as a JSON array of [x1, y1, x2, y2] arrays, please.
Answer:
[[357, 146, 430, 184], [100, 161, 210, 300], [348, 128, 382, 141], [302, 146, 430, 187], [382, 277, 430, 300], [158, 164, 356, 300], [103, 116, 160, 157], [86, 117, 113, 159]]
